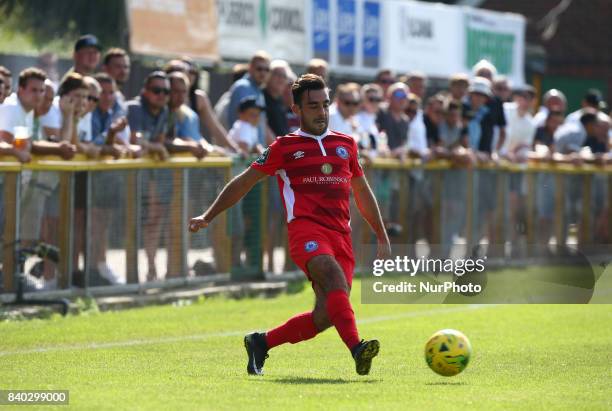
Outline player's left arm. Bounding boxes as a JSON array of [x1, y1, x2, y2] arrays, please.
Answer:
[[351, 175, 391, 259]]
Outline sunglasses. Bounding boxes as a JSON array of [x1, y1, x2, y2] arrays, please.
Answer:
[[149, 87, 170, 95], [380, 79, 394, 85], [392, 90, 407, 99], [342, 100, 361, 107], [88, 95, 99, 103], [255, 66, 270, 72], [368, 96, 382, 103]]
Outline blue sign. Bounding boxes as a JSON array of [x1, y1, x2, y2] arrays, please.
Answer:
[[312, 0, 330, 61], [363, 1, 380, 68], [337, 0, 356, 66]]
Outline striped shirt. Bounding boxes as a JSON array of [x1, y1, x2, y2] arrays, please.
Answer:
[[251, 129, 364, 233]]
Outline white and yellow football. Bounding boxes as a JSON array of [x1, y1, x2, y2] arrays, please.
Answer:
[[425, 329, 472, 376]]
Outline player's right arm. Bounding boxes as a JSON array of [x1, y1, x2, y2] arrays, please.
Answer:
[[188, 166, 268, 232], [189, 139, 284, 232]]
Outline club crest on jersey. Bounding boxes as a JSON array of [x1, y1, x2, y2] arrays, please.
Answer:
[[336, 146, 349, 159], [305, 241, 319, 252], [321, 163, 333, 175], [293, 150, 305, 160]]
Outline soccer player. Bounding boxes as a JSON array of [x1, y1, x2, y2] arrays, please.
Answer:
[[189, 74, 391, 376]]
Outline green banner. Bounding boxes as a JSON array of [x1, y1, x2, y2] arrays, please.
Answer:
[[466, 28, 515, 75]]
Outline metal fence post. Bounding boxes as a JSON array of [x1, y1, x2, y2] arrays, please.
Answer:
[[84, 171, 92, 289], [495, 170, 507, 256], [431, 170, 442, 245], [2, 172, 20, 293], [58, 171, 74, 289], [609, 174, 612, 245], [398, 167, 410, 244], [167, 168, 187, 278], [554, 173, 566, 249], [580, 172, 592, 246], [125, 170, 140, 284], [465, 169, 475, 254], [525, 171, 536, 256], [213, 165, 232, 274]]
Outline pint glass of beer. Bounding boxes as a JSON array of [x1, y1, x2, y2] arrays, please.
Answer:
[[13, 126, 30, 151]]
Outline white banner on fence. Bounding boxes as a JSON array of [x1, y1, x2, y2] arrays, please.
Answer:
[[463, 7, 525, 85], [381, 0, 464, 78], [216, 0, 307, 64]]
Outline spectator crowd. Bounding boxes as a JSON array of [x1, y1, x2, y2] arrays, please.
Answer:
[[0, 34, 610, 290]]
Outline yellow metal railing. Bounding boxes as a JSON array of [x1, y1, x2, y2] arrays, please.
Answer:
[[1, 154, 610, 294]]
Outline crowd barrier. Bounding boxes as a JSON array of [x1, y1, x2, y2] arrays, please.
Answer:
[[0, 154, 610, 298]]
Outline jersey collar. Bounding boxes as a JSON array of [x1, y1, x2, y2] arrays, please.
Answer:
[[296, 128, 330, 140]]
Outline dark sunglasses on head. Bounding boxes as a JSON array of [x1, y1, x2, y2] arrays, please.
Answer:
[[88, 95, 99, 103], [342, 100, 361, 107], [149, 87, 170, 95]]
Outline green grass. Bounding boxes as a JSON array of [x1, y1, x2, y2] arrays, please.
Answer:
[[1, 280, 611, 410]]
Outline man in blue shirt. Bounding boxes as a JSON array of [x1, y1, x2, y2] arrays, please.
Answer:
[[227, 51, 270, 145]]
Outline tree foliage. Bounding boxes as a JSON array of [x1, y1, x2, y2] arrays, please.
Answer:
[[0, 0, 126, 50]]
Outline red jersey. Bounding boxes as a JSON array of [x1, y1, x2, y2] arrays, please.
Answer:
[[251, 129, 364, 234]]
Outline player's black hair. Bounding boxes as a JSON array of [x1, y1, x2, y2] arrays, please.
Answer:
[[291, 74, 326, 107]]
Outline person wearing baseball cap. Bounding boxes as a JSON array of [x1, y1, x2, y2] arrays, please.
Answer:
[[64, 34, 102, 78], [566, 88, 607, 125]]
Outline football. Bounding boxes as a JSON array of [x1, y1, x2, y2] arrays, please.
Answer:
[[425, 329, 472, 376]]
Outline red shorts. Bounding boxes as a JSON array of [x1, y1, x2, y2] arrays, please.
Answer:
[[288, 219, 355, 287]]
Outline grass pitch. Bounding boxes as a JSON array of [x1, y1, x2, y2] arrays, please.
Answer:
[[1, 280, 611, 410]]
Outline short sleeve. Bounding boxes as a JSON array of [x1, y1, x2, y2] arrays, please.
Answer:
[[77, 113, 92, 142], [250, 138, 284, 176], [40, 104, 61, 129], [0, 104, 17, 134], [350, 138, 364, 178]]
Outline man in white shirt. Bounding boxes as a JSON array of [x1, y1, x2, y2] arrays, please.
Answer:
[[501, 86, 536, 162], [0, 68, 50, 162], [355, 83, 383, 155], [566, 89, 605, 125], [533, 89, 567, 128], [329, 83, 362, 141], [501, 85, 537, 256], [0, 69, 43, 139]]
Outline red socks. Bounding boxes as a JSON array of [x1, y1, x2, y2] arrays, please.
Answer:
[[265, 312, 319, 349], [326, 289, 360, 350], [264, 290, 360, 351]]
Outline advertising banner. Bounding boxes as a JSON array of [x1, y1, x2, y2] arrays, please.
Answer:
[[381, 0, 464, 77], [217, 0, 307, 64], [127, 0, 219, 61], [464, 7, 525, 85]]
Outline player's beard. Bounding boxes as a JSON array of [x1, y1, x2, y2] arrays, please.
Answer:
[[303, 116, 328, 136]]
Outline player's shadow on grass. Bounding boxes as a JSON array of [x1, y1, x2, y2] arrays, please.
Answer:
[[424, 381, 466, 386], [264, 377, 381, 384]]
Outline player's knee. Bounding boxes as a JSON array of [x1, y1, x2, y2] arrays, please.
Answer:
[[307, 255, 348, 293]]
